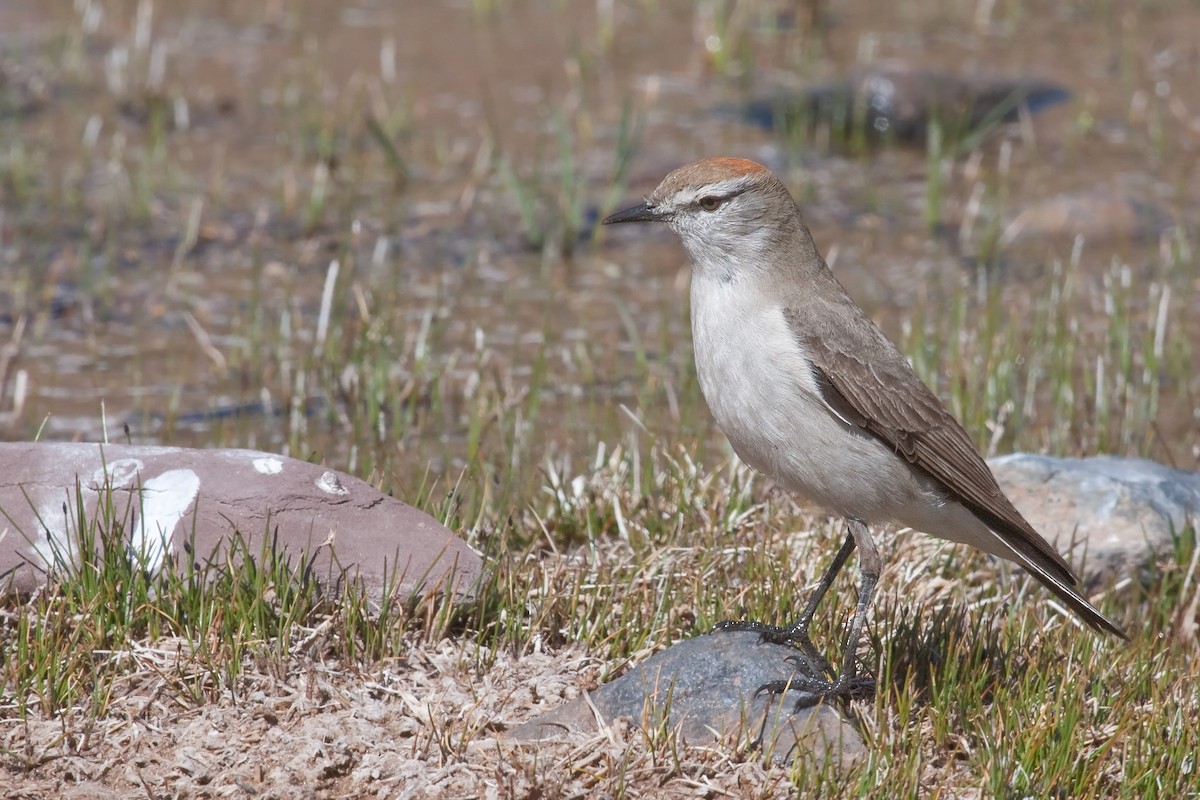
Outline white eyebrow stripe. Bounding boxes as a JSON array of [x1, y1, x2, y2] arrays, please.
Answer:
[[672, 176, 754, 205]]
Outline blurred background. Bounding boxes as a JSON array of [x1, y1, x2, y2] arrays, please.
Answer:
[[1, 0, 1196, 517]]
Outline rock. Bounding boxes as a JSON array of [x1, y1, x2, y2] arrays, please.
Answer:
[[0, 442, 483, 605], [989, 453, 1200, 589], [506, 630, 865, 769], [999, 191, 1170, 247], [743, 62, 1069, 145]]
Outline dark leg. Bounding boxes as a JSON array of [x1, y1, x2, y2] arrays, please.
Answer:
[[816, 518, 880, 704], [716, 520, 879, 707], [715, 530, 856, 670], [775, 530, 858, 641]]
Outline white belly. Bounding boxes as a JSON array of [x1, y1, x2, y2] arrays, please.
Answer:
[[690, 275, 933, 525], [687, 273, 1016, 561]]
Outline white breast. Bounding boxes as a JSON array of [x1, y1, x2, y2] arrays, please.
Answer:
[[689, 273, 931, 524]]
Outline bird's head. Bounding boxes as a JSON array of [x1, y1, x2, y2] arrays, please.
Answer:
[[604, 157, 805, 282]]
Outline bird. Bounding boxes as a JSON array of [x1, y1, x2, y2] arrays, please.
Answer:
[[603, 157, 1127, 705]]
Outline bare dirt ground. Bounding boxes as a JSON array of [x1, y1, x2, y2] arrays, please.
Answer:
[[2, 638, 812, 799]]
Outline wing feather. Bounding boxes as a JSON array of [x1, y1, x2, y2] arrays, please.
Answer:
[[791, 309, 1076, 581]]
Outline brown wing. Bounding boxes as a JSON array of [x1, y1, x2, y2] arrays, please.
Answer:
[[783, 306, 1077, 584]]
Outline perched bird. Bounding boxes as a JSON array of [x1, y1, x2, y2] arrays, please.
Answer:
[[603, 157, 1127, 704]]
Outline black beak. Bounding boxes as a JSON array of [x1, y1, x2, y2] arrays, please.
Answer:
[[602, 202, 661, 225]]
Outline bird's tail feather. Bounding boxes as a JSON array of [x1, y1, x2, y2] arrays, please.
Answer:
[[992, 531, 1128, 640]]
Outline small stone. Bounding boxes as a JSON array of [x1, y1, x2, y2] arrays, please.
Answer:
[[316, 470, 350, 496]]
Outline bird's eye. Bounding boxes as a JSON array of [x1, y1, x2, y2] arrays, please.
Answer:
[[697, 195, 723, 212]]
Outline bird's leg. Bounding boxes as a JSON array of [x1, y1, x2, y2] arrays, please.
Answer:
[[808, 517, 880, 706], [714, 530, 857, 676], [722, 521, 879, 707], [766, 531, 858, 645]]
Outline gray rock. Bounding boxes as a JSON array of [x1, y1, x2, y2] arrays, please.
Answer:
[[743, 62, 1069, 145], [989, 453, 1200, 588], [507, 630, 865, 769], [0, 442, 483, 605]]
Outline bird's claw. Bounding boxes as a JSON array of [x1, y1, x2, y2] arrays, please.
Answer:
[[754, 673, 876, 710], [715, 619, 873, 708], [713, 618, 833, 676]]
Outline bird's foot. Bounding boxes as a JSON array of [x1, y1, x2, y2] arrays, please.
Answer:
[[714, 618, 811, 646], [756, 669, 876, 710], [713, 618, 832, 676], [714, 620, 874, 708]]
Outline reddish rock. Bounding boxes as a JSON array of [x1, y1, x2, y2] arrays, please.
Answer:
[[0, 443, 482, 604], [999, 191, 1169, 247]]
